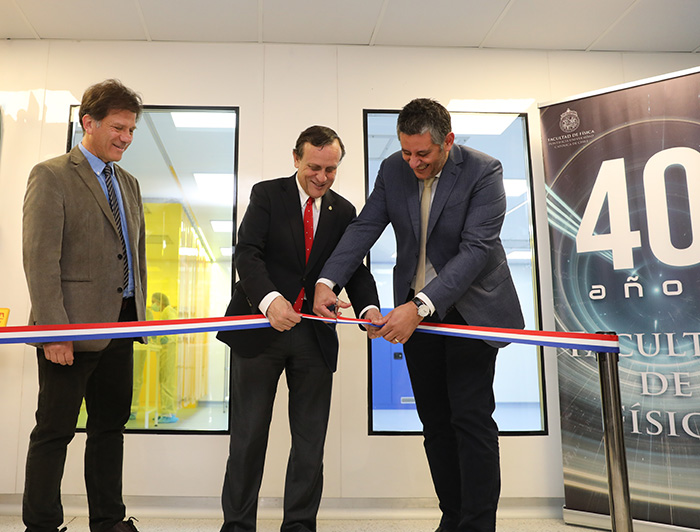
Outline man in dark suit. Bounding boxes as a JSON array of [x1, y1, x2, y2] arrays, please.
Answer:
[[314, 99, 524, 532], [216, 125, 380, 532], [22, 79, 147, 532]]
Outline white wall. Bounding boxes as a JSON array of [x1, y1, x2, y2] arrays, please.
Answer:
[[1, 40, 699, 513]]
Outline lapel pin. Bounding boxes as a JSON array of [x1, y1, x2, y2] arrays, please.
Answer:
[[328, 205, 333, 211]]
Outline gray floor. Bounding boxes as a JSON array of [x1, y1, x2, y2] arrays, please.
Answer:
[[0, 516, 597, 531]]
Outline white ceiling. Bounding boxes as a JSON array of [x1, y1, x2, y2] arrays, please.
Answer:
[[2, 0, 700, 53], [6, 0, 699, 266]]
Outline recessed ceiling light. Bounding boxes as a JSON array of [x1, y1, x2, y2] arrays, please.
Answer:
[[451, 113, 518, 136], [503, 179, 528, 197], [211, 220, 234, 233], [507, 250, 532, 261], [171, 112, 236, 129], [194, 173, 234, 198]]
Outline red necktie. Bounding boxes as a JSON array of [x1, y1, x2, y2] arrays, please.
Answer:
[[293, 197, 314, 312]]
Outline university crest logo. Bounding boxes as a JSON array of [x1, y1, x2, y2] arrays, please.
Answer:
[[559, 108, 580, 133]]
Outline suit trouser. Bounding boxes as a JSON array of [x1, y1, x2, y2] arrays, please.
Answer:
[[403, 308, 500, 532], [221, 319, 333, 532], [23, 300, 136, 532]]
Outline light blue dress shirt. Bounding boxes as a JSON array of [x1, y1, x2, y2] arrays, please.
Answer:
[[78, 142, 135, 298]]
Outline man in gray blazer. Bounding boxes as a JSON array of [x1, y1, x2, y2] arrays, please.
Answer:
[[22, 79, 147, 532], [314, 99, 524, 532]]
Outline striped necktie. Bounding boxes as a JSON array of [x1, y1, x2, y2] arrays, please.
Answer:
[[104, 165, 130, 291]]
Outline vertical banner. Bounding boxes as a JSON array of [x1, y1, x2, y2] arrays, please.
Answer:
[[541, 68, 700, 530]]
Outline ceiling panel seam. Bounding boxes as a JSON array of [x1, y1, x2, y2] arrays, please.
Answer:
[[479, 0, 516, 49], [368, 0, 390, 47], [585, 0, 640, 52], [12, 0, 40, 39], [133, 0, 152, 42]]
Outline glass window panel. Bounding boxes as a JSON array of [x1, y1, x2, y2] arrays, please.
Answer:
[[364, 110, 545, 435], [69, 106, 238, 433]]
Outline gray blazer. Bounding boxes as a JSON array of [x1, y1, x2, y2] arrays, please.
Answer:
[[320, 144, 524, 347], [23, 145, 148, 351]]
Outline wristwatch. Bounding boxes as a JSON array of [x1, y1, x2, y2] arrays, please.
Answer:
[[412, 297, 430, 318]]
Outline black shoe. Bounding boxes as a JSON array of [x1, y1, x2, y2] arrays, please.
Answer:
[[107, 517, 140, 532], [435, 527, 455, 532]]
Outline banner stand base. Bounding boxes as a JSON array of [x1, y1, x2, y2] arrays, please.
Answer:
[[563, 508, 697, 532]]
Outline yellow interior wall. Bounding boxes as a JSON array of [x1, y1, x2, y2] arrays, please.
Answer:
[[137, 202, 211, 415], [136, 202, 183, 413], [145, 202, 182, 302], [79, 202, 212, 427], [177, 209, 211, 409]]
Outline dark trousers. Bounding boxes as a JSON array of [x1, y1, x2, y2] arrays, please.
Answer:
[[221, 319, 333, 532], [23, 300, 136, 532], [403, 308, 500, 532]]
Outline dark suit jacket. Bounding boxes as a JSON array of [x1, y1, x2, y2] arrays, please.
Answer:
[[23, 145, 148, 351], [217, 175, 379, 372], [320, 144, 524, 347]]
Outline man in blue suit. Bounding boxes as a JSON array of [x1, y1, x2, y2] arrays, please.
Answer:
[[314, 99, 524, 532]]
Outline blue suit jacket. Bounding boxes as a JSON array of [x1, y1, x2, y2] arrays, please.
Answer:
[[320, 144, 524, 347]]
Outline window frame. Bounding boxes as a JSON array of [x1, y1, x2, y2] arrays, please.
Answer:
[[362, 108, 548, 437]]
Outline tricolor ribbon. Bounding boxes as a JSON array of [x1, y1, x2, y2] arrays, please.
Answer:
[[303, 315, 619, 352], [0, 313, 618, 353]]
